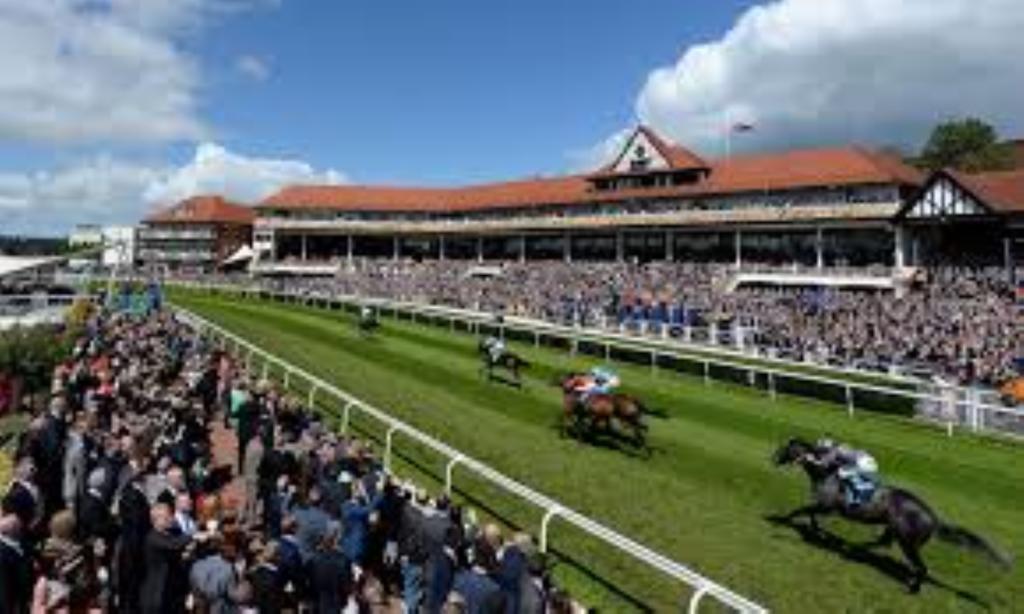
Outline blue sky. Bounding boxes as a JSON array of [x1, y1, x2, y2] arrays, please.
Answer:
[[0, 0, 1021, 235], [197, 1, 756, 185]]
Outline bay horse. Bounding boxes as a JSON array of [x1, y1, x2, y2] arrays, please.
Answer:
[[556, 373, 648, 451], [478, 339, 529, 387], [773, 437, 1012, 593]]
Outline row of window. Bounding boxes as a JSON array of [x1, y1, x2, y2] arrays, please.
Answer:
[[261, 185, 899, 223]]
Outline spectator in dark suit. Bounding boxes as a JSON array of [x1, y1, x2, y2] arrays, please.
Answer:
[[76, 469, 115, 544], [0, 514, 31, 614], [276, 516, 306, 605], [115, 475, 151, 614], [308, 523, 352, 614], [496, 534, 532, 614], [1, 459, 40, 537], [452, 540, 506, 614], [247, 541, 284, 614], [139, 503, 191, 614]]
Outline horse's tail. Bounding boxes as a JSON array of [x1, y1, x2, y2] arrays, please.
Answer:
[[936, 522, 1013, 570]]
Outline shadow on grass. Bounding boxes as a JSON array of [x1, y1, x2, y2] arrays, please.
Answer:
[[763, 514, 991, 610], [553, 420, 654, 460]]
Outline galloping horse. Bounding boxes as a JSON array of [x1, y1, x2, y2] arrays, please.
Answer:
[[358, 309, 380, 336], [556, 372, 648, 450], [478, 339, 529, 387], [773, 437, 1012, 592]]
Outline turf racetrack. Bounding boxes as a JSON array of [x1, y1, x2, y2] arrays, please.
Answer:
[[172, 289, 1023, 613]]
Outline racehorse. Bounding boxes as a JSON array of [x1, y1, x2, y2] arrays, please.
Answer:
[[477, 339, 529, 387], [358, 310, 380, 336], [773, 437, 1012, 592], [555, 373, 648, 451]]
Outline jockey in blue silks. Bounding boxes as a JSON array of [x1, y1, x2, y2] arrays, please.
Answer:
[[810, 438, 880, 508], [575, 366, 621, 402]]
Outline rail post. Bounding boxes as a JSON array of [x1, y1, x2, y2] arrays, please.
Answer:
[[283, 367, 291, 389], [605, 342, 610, 361], [768, 372, 777, 401], [651, 350, 657, 374], [261, 359, 269, 381], [687, 585, 712, 614], [534, 331, 539, 347], [308, 384, 318, 411], [703, 361, 710, 385], [245, 346, 254, 373], [539, 506, 562, 553], [845, 385, 854, 417], [444, 455, 464, 496], [384, 425, 399, 473], [341, 401, 354, 434]]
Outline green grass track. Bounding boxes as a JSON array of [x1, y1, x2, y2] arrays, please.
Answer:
[[171, 289, 1023, 613]]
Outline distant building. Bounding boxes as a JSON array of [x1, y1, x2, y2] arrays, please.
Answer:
[[138, 195, 254, 273], [101, 226, 137, 269], [68, 224, 103, 248]]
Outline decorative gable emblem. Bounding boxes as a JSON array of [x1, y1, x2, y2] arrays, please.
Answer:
[[906, 177, 988, 219]]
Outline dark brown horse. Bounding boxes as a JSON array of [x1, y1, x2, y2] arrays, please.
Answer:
[[774, 437, 1012, 592], [478, 339, 529, 386], [556, 373, 648, 450]]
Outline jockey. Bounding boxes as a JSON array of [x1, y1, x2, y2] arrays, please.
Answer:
[[590, 366, 621, 394], [484, 335, 506, 363], [574, 366, 621, 402], [812, 438, 880, 507]]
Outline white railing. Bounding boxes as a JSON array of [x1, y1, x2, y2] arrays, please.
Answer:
[[173, 281, 1024, 439], [173, 305, 769, 614]]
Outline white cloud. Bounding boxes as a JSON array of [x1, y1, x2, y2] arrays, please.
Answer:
[[236, 54, 270, 81], [144, 142, 347, 206], [624, 0, 1024, 158], [2, 144, 347, 235], [0, 0, 271, 145]]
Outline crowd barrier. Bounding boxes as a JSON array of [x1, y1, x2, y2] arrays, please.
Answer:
[[174, 281, 1023, 439], [172, 305, 770, 614]]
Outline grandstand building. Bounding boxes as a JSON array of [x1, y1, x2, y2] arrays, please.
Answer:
[[249, 126, 1021, 272], [138, 195, 254, 273]]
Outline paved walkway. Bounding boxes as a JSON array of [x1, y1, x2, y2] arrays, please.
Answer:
[[209, 419, 245, 511]]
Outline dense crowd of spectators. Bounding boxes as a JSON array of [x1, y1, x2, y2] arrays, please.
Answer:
[[210, 259, 1021, 387], [1, 306, 582, 613]]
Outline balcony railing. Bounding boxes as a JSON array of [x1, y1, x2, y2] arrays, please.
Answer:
[[255, 202, 901, 234]]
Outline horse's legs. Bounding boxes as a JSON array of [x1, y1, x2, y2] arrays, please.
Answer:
[[896, 537, 929, 594], [784, 503, 829, 532], [864, 527, 896, 549]]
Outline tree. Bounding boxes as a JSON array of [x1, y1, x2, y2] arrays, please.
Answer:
[[918, 118, 1014, 172]]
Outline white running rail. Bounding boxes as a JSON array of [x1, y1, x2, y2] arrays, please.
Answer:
[[173, 305, 770, 614]]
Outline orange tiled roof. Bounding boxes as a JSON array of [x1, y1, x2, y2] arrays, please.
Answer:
[[145, 195, 255, 225], [948, 169, 1024, 213], [259, 142, 923, 214]]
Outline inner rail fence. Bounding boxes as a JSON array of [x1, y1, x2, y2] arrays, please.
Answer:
[[172, 281, 1024, 439], [171, 304, 770, 614]]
